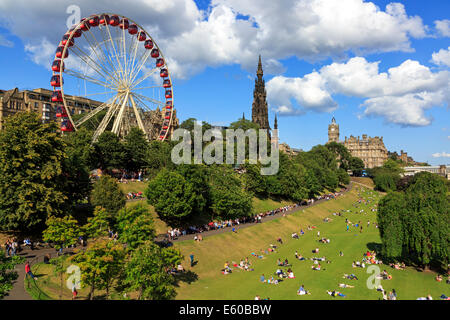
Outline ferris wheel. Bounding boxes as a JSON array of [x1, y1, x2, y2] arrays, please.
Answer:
[[50, 13, 174, 142]]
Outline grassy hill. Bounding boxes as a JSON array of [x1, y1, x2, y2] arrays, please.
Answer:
[[172, 185, 449, 300]]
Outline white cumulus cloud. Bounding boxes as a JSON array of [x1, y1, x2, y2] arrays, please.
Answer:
[[432, 152, 450, 158], [435, 19, 450, 37], [431, 47, 450, 67], [267, 56, 450, 126]]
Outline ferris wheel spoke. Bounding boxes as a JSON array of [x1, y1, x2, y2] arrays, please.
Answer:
[[97, 25, 124, 80], [103, 22, 126, 82], [111, 91, 130, 135], [132, 92, 166, 108], [132, 85, 164, 91], [129, 49, 153, 85], [130, 65, 159, 89], [70, 43, 119, 87], [65, 68, 117, 90], [74, 96, 115, 127], [129, 94, 147, 134], [80, 90, 116, 98], [84, 27, 121, 84], [92, 93, 125, 143], [126, 34, 140, 84]]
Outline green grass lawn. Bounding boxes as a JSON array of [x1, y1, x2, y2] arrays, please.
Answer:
[[173, 186, 449, 300]]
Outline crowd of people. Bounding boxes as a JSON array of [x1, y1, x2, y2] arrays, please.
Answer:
[[126, 191, 144, 200], [166, 191, 346, 240]]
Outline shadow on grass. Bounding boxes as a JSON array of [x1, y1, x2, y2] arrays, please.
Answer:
[[366, 242, 382, 253], [173, 270, 199, 286]]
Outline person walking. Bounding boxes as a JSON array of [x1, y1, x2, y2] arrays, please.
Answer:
[[25, 261, 38, 280]]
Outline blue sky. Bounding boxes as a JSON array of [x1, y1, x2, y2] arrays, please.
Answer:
[[0, 0, 449, 165]]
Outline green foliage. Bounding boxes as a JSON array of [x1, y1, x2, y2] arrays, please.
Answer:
[[145, 169, 197, 225], [42, 215, 81, 250], [377, 172, 449, 269], [209, 166, 253, 219], [337, 168, 351, 185], [349, 157, 365, 176], [93, 131, 127, 171], [123, 127, 149, 172], [90, 175, 126, 215], [373, 172, 398, 192], [242, 163, 267, 196], [326, 141, 351, 170], [0, 255, 25, 299], [0, 112, 68, 232], [123, 242, 179, 300], [71, 239, 126, 300], [116, 205, 156, 249], [83, 207, 114, 239]]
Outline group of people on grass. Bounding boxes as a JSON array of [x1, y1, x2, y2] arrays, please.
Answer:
[[126, 191, 144, 200], [165, 191, 346, 241]]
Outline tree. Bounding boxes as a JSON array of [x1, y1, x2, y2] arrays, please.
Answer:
[[123, 242, 181, 300], [378, 192, 407, 260], [326, 142, 351, 170], [349, 157, 365, 177], [242, 163, 267, 197], [42, 216, 81, 251], [93, 131, 127, 171], [123, 127, 149, 172], [373, 172, 398, 192], [145, 169, 197, 226], [90, 175, 126, 215], [116, 205, 156, 249], [377, 172, 449, 270], [0, 112, 68, 232], [209, 166, 253, 219], [71, 239, 126, 299], [0, 255, 25, 299], [337, 167, 350, 185], [146, 140, 176, 175], [83, 207, 114, 239]]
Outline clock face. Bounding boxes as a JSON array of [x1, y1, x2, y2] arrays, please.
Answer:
[[331, 128, 335, 131]]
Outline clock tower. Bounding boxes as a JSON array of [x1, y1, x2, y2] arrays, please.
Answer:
[[328, 117, 339, 143]]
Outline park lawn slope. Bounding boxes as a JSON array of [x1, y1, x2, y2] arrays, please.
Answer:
[[173, 186, 449, 300]]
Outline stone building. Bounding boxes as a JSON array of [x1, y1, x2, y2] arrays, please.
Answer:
[[327, 117, 388, 168], [0, 87, 178, 140]]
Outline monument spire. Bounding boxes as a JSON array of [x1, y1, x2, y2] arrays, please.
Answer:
[[252, 55, 270, 132]]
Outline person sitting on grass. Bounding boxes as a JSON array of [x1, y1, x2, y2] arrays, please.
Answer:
[[343, 274, 358, 280], [297, 284, 310, 295], [292, 232, 299, 239], [311, 263, 321, 271], [327, 290, 345, 297], [260, 274, 266, 283], [435, 275, 443, 282], [288, 271, 295, 279], [339, 283, 354, 288]]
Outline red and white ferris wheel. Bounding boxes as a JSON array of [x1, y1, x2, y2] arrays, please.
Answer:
[[50, 13, 174, 142]]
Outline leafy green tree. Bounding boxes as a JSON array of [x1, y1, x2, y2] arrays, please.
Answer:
[[0, 112, 67, 232], [50, 255, 67, 300], [90, 175, 126, 215], [146, 140, 176, 174], [326, 141, 351, 170], [93, 131, 127, 171], [123, 242, 180, 300], [145, 169, 197, 226], [0, 255, 25, 299], [116, 205, 156, 249], [349, 157, 365, 177], [42, 216, 81, 250], [242, 163, 267, 197], [123, 127, 149, 172], [71, 239, 126, 299], [378, 192, 407, 260], [337, 167, 350, 185], [377, 172, 449, 270], [83, 207, 114, 239], [373, 172, 398, 192], [175, 164, 210, 214], [209, 166, 253, 219]]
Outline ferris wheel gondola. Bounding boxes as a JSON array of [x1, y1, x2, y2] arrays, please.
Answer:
[[50, 13, 174, 142]]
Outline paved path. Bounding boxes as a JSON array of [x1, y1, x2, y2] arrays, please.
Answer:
[[3, 247, 63, 300], [163, 183, 353, 243]]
